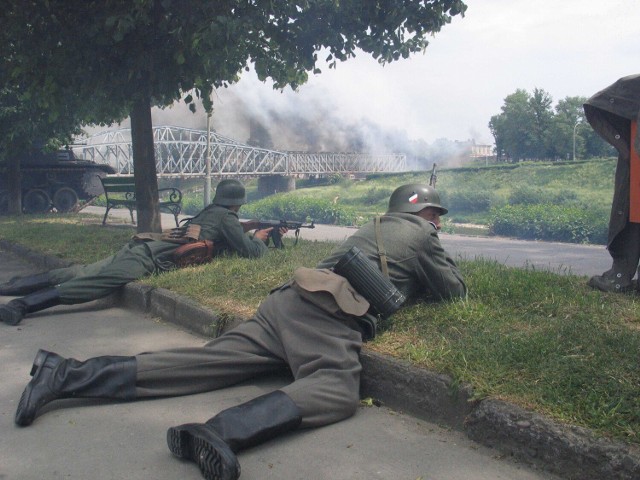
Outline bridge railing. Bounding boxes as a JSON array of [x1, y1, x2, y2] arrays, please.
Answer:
[[74, 126, 407, 176]]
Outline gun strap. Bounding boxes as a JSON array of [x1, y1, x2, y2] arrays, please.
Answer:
[[374, 216, 389, 278]]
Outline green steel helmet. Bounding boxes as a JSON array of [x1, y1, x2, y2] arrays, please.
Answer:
[[212, 179, 247, 206], [386, 184, 448, 215]]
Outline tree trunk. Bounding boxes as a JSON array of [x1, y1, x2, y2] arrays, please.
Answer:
[[130, 97, 161, 233], [6, 156, 22, 215]]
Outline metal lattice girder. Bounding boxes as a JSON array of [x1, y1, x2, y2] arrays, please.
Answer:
[[74, 125, 406, 176]]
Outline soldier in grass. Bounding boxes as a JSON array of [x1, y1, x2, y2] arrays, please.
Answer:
[[0, 179, 284, 325], [12, 183, 466, 480], [584, 74, 640, 293]]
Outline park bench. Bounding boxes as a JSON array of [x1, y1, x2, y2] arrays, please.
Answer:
[[99, 175, 183, 227]]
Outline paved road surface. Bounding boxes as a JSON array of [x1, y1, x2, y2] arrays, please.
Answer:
[[91, 205, 612, 278]]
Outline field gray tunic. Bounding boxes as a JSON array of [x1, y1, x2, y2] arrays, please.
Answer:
[[134, 212, 466, 428], [49, 205, 267, 304]]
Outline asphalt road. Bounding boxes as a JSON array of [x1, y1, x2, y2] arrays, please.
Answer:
[[92, 205, 613, 278], [0, 250, 562, 480]]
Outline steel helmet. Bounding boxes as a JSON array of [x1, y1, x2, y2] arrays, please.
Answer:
[[386, 184, 448, 215], [212, 179, 247, 206]]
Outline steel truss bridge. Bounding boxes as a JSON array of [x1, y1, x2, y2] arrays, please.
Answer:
[[73, 125, 407, 177]]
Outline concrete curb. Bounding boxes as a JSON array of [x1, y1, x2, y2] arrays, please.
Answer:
[[2, 239, 639, 480]]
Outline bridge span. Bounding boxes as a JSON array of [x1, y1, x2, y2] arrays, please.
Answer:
[[73, 125, 407, 178]]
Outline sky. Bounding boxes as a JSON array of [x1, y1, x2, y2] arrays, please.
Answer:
[[117, 0, 640, 153]]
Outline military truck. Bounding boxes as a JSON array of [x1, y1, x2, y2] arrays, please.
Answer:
[[0, 148, 116, 214]]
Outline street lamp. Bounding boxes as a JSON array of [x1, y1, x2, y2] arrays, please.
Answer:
[[204, 111, 212, 206]]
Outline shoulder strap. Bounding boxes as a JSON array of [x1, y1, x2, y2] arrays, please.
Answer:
[[374, 216, 389, 278]]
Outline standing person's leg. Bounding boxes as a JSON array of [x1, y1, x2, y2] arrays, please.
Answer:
[[167, 287, 363, 480], [589, 223, 640, 292], [15, 315, 287, 427]]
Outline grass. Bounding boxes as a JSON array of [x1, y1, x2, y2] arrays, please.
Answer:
[[232, 158, 618, 227], [0, 213, 639, 446]]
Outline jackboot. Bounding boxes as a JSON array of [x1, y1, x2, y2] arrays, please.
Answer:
[[587, 271, 634, 293], [15, 349, 137, 427], [0, 288, 61, 325], [167, 390, 302, 480], [0, 273, 52, 296]]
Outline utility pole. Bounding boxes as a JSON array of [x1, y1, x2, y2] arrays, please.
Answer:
[[573, 120, 584, 161], [204, 111, 212, 206]]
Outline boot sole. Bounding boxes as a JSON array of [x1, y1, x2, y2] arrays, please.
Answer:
[[167, 424, 240, 480], [15, 383, 35, 426]]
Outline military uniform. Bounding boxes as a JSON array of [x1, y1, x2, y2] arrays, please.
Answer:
[[133, 211, 465, 425], [14, 184, 466, 480], [584, 74, 640, 292], [0, 179, 265, 325], [50, 205, 267, 304]]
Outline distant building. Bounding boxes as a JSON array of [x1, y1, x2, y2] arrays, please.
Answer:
[[452, 139, 495, 162], [470, 143, 494, 158]]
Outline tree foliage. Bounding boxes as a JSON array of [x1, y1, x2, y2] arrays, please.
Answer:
[[0, 0, 467, 231], [489, 88, 613, 161]]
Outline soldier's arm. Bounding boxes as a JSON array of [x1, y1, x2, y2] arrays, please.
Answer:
[[416, 226, 467, 300], [220, 212, 269, 258]]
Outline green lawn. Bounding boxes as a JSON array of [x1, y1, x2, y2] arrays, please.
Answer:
[[0, 213, 638, 446]]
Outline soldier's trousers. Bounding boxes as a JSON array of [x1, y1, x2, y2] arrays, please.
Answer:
[[135, 286, 364, 428], [48, 241, 175, 304]]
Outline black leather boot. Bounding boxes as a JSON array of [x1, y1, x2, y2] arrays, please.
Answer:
[[0, 288, 61, 325], [0, 273, 52, 296], [587, 256, 638, 294], [15, 349, 137, 427], [167, 390, 302, 480]]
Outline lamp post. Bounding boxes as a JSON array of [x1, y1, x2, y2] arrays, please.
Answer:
[[204, 110, 212, 207], [573, 120, 583, 161]]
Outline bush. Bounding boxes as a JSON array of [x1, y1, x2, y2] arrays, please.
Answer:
[[509, 187, 579, 206], [242, 193, 359, 226], [508, 186, 546, 205], [362, 187, 394, 206], [444, 189, 501, 213], [181, 195, 205, 216], [489, 204, 608, 244]]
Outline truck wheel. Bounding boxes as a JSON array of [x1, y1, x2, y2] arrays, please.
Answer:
[[53, 187, 79, 212], [23, 189, 52, 214]]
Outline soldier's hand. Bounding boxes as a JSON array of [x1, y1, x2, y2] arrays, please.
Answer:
[[253, 228, 273, 242], [279, 227, 289, 236]]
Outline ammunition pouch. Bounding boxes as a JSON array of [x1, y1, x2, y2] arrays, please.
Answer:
[[172, 240, 215, 268], [132, 224, 214, 267], [333, 246, 406, 320]]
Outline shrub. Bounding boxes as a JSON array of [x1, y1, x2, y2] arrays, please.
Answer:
[[489, 204, 608, 244], [445, 189, 501, 213], [242, 193, 359, 225], [508, 187, 579, 206], [181, 195, 205, 216], [508, 186, 546, 205], [362, 187, 394, 206]]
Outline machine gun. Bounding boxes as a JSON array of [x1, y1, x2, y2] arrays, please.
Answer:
[[241, 219, 315, 249], [429, 163, 438, 187]]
